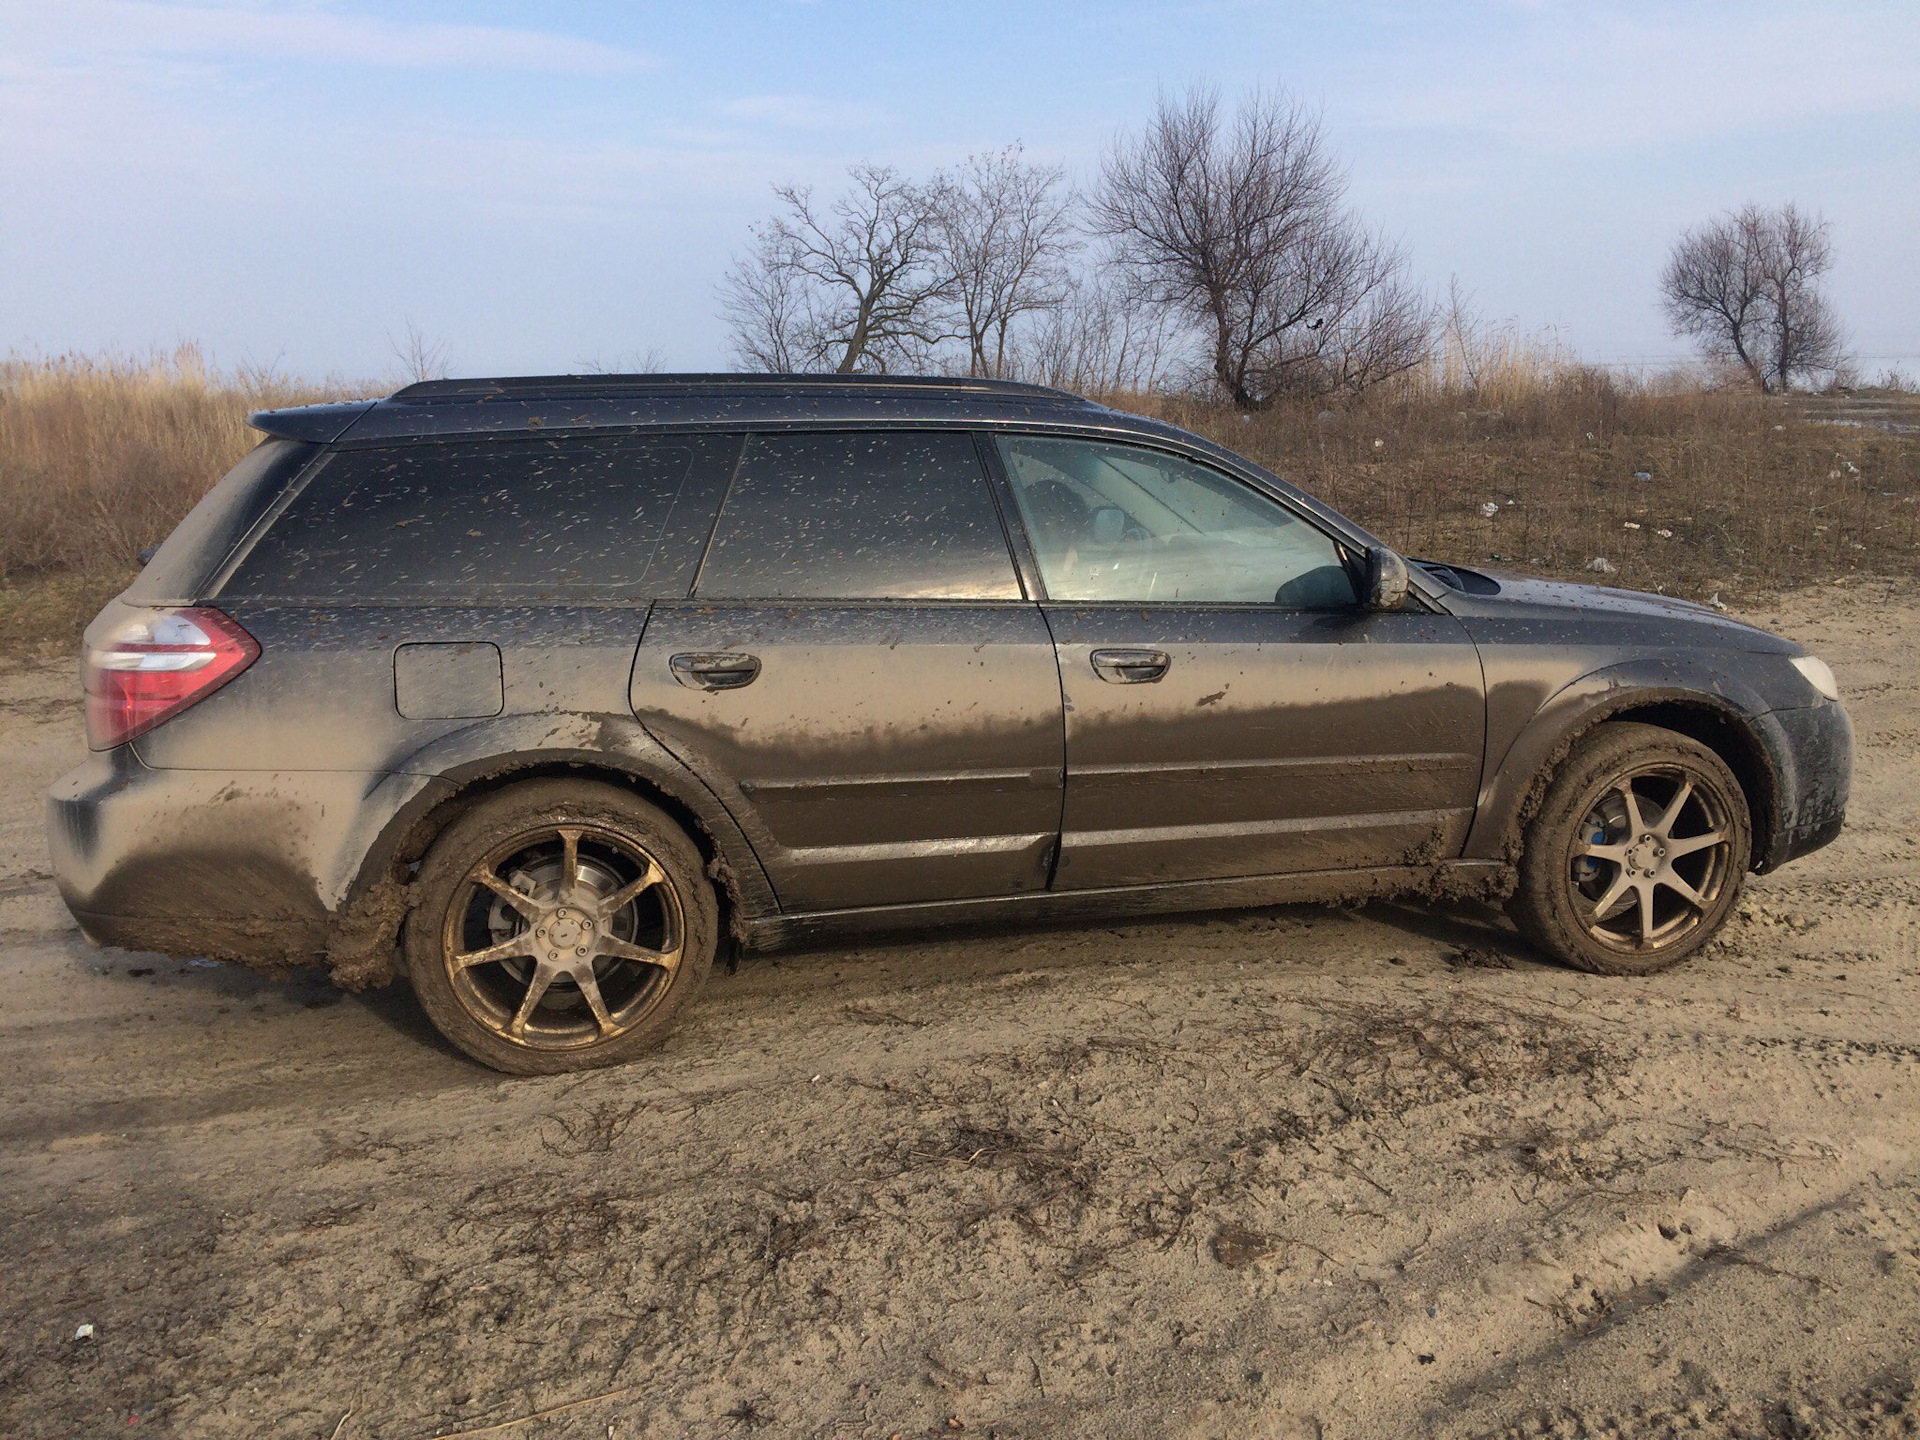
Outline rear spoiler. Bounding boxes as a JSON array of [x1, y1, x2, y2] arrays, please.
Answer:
[[248, 400, 378, 444]]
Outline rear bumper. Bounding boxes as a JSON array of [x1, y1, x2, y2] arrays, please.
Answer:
[[1759, 699, 1852, 871], [47, 748, 435, 969]]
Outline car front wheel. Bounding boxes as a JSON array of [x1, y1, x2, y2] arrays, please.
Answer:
[[1510, 721, 1752, 975], [404, 779, 718, 1074]]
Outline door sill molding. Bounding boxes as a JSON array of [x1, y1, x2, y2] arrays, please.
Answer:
[[741, 860, 1512, 951]]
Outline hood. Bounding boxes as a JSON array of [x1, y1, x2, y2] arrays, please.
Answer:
[[1434, 568, 1802, 654]]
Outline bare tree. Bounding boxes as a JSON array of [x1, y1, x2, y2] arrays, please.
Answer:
[[924, 146, 1075, 378], [720, 165, 949, 374], [577, 346, 668, 374], [1661, 202, 1845, 392], [721, 227, 809, 372], [1244, 229, 1435, 399], [1010, 275, 1180, 395], [389, 321, 450, 383], [1090, 85, 1430, 408]]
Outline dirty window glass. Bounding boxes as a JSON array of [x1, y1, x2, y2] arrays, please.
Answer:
[[127, 438, 317, 604], [997, 436, 1356, 607], [222, 437, 696, 601], [695, 432, 1020, 601]]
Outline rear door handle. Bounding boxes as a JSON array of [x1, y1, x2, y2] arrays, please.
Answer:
[[669, 652, 762, 691], [1089, 648, 1170, 684]]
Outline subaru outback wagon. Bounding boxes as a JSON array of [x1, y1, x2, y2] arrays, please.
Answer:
[[48, 375, 1852, 1074]]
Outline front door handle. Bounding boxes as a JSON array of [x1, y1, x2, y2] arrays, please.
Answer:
[[1089, 648, 1170, 684], [669, 652, 762, 691]]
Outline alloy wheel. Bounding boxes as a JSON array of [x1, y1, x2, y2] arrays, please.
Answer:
[[1567, 765, 1735, 955], [440, 823, 685, 1052]]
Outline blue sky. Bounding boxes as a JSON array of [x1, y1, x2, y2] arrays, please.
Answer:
[[2, 0, 1916, 381]]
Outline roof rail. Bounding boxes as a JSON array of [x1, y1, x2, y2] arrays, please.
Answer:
[[387, 373, 1083, 403]]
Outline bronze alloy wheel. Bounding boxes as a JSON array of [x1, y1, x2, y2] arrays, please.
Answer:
[[443, 823, 685, 1051], [1565, 765, 1735, 955], [1511, 721, 1752, 976], [406, 780, 718, 1074]]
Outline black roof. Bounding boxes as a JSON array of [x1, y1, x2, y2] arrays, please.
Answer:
[[250, 372, 1107, 444]]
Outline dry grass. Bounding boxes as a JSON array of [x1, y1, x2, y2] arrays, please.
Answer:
[[1, 347, 1914, 659], [1124, 357, 1920, 602]]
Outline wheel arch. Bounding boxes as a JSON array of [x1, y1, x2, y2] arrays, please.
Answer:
[[1599, 698, 1777, 862], [324, 720, 778, 988], [1466, 670, 1785, 870]]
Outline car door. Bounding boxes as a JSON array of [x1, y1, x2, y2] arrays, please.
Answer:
[[990, 433, 1486, 891], [631, 430, 1065, 912]]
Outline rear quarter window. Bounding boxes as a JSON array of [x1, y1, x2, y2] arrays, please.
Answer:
[[220, 435, 705, 602], [125, 439, 318, 605]]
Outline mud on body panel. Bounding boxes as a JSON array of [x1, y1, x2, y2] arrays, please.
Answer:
[[48, 754, 440, 972]]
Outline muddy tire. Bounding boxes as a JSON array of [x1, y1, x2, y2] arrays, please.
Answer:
[[1510, 722, 1751, 976], [404, 779, 717, 1075]]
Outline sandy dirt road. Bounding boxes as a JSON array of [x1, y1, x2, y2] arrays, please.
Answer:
[[2, 583, 1918, 1440]]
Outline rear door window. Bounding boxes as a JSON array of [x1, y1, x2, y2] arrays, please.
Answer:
[[694, 431, 1020, 601], [221, 435, 701, 602]]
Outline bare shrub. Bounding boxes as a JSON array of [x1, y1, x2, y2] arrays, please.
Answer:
[[1009, 275, 1182, 394], [388, 321, 451, 384]]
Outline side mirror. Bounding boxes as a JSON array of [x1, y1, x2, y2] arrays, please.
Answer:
[[1365, 546, 1408, 611]]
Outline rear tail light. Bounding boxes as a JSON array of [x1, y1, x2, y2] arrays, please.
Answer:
[[84, 607, 260, 750]]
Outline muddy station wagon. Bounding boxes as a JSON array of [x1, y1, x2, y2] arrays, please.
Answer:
[[48, 375, 1853, 1073]]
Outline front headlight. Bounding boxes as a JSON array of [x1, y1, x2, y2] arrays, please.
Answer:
[[1790, 654, 1840, 703]]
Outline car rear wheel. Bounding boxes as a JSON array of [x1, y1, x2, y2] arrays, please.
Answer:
[[1510, 722, 1751, 975], [404, 779, 717, 1074]]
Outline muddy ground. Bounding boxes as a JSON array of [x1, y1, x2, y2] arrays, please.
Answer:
[[2, 582, 1917, 1440]]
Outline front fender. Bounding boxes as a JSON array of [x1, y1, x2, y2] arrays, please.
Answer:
[[1462, 655, 1785, 865]]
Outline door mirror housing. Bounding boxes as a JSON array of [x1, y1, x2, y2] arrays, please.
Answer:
[[1365, 546, 1409, 611]]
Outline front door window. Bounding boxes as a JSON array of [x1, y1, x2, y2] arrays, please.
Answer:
[[996, 435, 1356, 608]]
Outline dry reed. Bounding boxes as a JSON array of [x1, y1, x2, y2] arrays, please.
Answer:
[[0, 348, 349, 650], [0, 347, 342, 580]]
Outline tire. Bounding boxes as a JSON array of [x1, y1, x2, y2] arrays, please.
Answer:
[[404, 779, 718, 1074], [1510, 721, 1751, 976]]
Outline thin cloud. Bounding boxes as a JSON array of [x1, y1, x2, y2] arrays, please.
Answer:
[[0, 0, 655, 75], [1351, 5, 1920, 150], [718, 93, 886, 131]]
